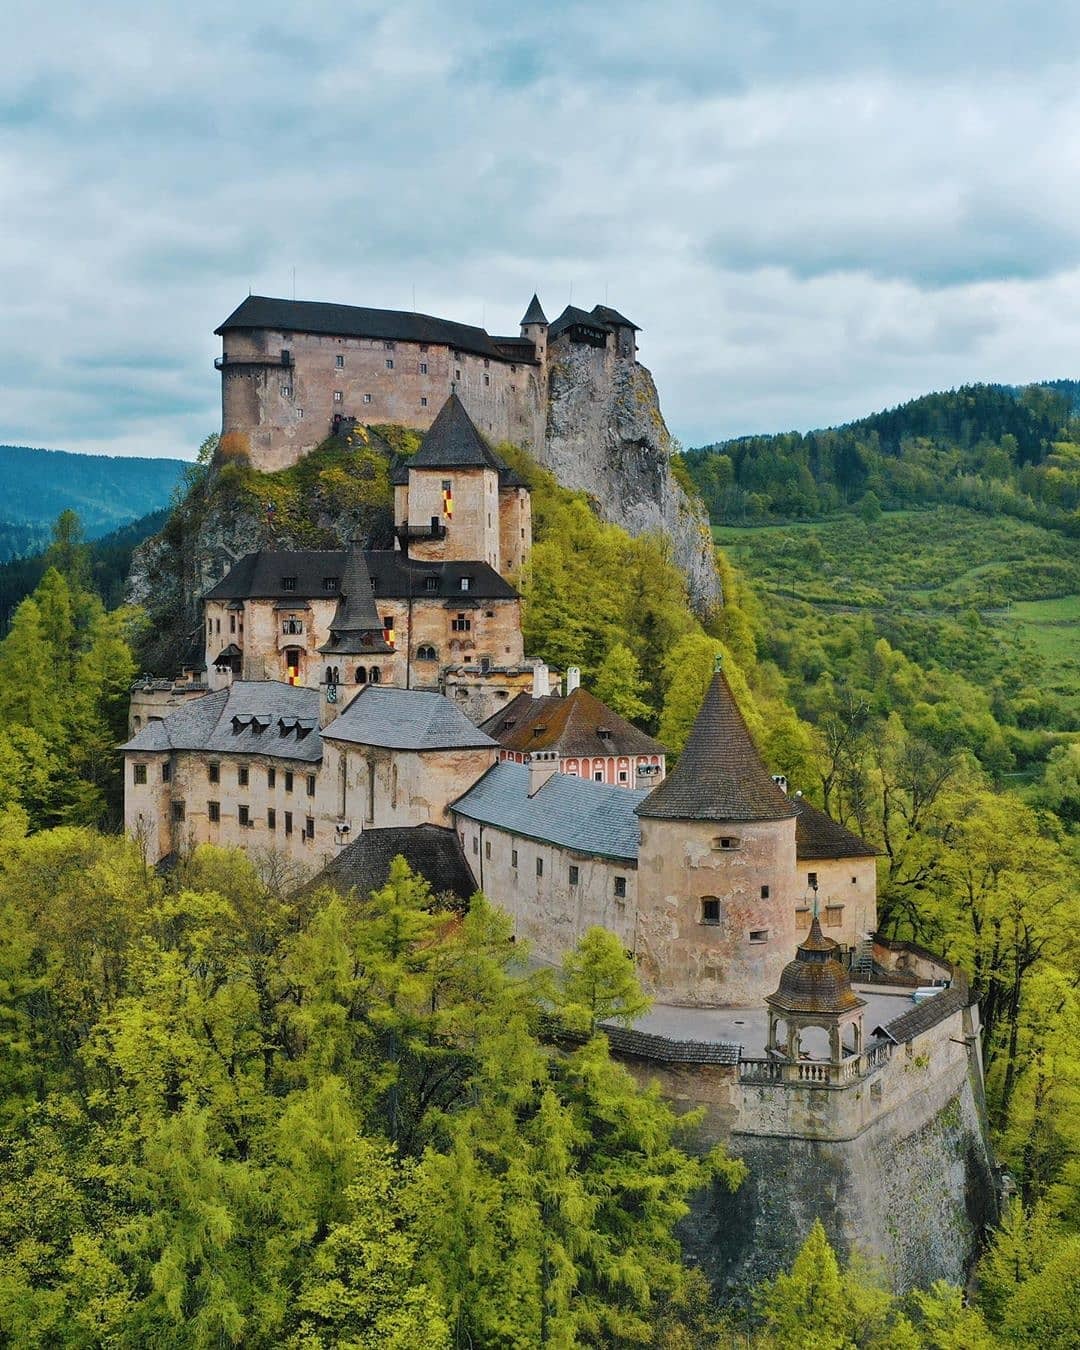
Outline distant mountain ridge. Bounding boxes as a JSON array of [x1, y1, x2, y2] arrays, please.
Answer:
[[0, 445, 188, 549]]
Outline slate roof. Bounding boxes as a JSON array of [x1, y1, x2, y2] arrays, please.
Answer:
[[321, 685, 497, 751], [216, 295, 508, 362], [409, 393, 527, 488], [480, 688, 666, 759], [313, 825, 477, 904], [590, 303, 639, 331], [548, 304, 612, 339], [319, 546, 394, 656], [635, 670, 797, 823], [452, 761, 647, 861], [120, 683, 322, 763], [793, 796, 877, 859], [203, 550, 518, 602], [520, 294, 548, 326], [872, 986, 969, 1044], [766, 916, 866, 1016], [600, 1026, 741, 1065]]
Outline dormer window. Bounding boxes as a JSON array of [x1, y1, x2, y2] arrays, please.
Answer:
[[532, 725, 546, 737], [281, 576, 297, 592], [323, 577, 340, 592], [424, 576, 439, 592], [460, 576, 472, 592], [597, 727, 611, 740]]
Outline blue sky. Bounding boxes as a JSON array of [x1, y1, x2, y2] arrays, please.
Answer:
[[4, 1, 1080, 459]]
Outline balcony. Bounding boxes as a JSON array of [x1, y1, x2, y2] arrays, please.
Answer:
[[215, 349, 293, 371], [396, 520, 448, 545]]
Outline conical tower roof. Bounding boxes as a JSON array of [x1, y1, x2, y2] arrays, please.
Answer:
[[766, 915, 866, 1016], [635, 668, 796, 823], [319, 545, 393, 656], [410, 393, 507, 473], [520, 293, 548, 326]]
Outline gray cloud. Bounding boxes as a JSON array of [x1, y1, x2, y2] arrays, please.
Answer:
[[2, 1, 1080, 460]]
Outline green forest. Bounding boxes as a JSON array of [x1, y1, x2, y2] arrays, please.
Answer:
[[0, 418, 1077, 1344]]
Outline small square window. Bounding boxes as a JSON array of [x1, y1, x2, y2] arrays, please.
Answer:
[[281, 384, 292, 397], [238, 766, 249, 787], [306, 774, 316, 797], [281, 576, 297, 592], [420, 397, 428, 407], [761, 885, 770, 899], [460, 577, 471, 592], [172, 801, 185, 823], [267, 808, 276, 830], [749, 929, 769, 944], [614, 876, 626, 899], [593, 771, 603, 782], [296, 408, 304, 420], [238, 804, 250, 827], [335, 355, 344, 368], [419, 362, 428, 374], [618, 771, 628, 783], [208, 800, 220, 822], [851, 876, 858, 885], [363, 393, 372, 404], [455, 368, 461, 380], [536, 857, 543, 878], [511, 848, 518, 868], [386, 358, 394, 370], [569, 865, 579, 885], [714, 836, 740, 851], [285, 771, 294, 793], [807, 872, 818, 888], [133, 763, 147, 785], [701, 898, 721, 925], [333, 390, 343, 403]]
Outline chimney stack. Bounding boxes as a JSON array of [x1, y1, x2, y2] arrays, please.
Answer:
[[527, 751, 559, 797], [531, 661, 549, 699], [566, 665, 581, 694]]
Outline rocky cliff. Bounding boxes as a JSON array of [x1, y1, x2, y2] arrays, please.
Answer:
[[541, 347, 722, 616]]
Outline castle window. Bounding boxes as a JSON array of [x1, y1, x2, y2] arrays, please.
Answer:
[[713, 836, 740, 851], [420, 362, 428, 374], [485, 839, 491, 860], [569, 865, 579, 885], [283, 618, 303, 635], [749, 929, 769, 944], [807, 872, 818, 888], [284, 810, 293, 835], [208, 800, 220, 822], [296, 408, 304, 420], [472, 836, 478, 856], [424, 577, 439, 592], [852, 876, 858, 885], [618, 770, 628, 782], [460, 577, 472, 592], [355, 666, 367, 684], [323, 577, 340, 591], [455, 368, 461, 380], [285, 771, 294, 792], [281, 384, 292, 397], [701, 897, 721, 926], [305, 817, 315, 840], [267, 808, 276, 830], [417, 645, 437, 661], [451, 615, 472, 632], [238, 766, 249, 787], [335, 355, 344, 368], [238, 805, 250, 827], [614, 876, 626, 899], [364, 393, 372, 404], [386, 359, 394, 370], [133, 763, 147, 785], [420, 397, 428, 407], [333, 390, 343, 403], [511, 848, 518, 868], [267, 767, 276, 789], [229, 614, 236, 633], [172, 801, 186, 823], [825, 905, 844, 928], [306, 774, 316, 797], [208, 762, 220, 784], [162, 762, 171, 783], [483, 374, 490, 387], [761, 885, 770, 899], [536, 857, 543, 878], [370, 667, 381, 683], [281, 576, 297, 592], [593, 771, 603, 782]]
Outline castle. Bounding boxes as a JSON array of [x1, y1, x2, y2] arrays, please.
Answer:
[[123, 296, 997, 1291]]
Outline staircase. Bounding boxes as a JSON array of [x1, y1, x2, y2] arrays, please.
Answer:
[[851, 936, 876, 982]]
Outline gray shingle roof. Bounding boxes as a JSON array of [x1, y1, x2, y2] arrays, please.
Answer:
[[319, 546, 394, 656], [872, 986, 969, 1044], [203, 550, 518, 603], [548, 305, 612, 340], [480, 688, 666, 759], [409, 394, 526, 488], [601, 1026, 741, 1065], [120, 683, 322, 762], [313, 825, 477, 903], [636, 671, 796, 824], [590, 303, 640, 331], [452, 761, 646, 861], [793, 796, 877, 859], [215, 295, 508, 362], [520, 294, 548, 326], [322, 685, 497, 751]]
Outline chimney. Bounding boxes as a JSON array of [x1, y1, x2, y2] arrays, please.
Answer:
[[566, 665, 581, 694], [527, 751, 559, 797], [531, 661, 549, 699]]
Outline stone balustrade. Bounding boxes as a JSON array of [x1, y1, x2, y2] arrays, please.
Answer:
[[739, 1041, 893, 1087]]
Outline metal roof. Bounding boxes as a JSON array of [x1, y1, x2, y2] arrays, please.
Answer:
[[120, 683, 322, 763], [452, 760, 647, 861], [203, 550, 518, 603], [321, 685, 497, 751]]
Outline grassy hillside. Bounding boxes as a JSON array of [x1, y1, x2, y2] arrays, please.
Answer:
[[0, 444, 187, 551]]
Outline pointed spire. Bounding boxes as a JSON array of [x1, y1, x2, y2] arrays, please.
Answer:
[[635, 669, 796, 822], [520, 293, 547, 327], [319, 544, 393, 656], [410, 393, 519, 482]]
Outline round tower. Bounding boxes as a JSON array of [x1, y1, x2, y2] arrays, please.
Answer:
[[519, 293, 548, 367]]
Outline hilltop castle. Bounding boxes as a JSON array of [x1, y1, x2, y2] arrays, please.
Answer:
[[124, 304, 996, 1291]]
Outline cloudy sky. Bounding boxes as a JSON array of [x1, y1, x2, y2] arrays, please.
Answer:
[[5, 1, 1080, 460]]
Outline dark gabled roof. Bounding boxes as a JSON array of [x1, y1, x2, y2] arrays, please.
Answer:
[[548, 304, 613, 340], [599, 1025, 741, 1066], [590, 303, 639, 331], [520, 293, 548, 326], [319, 546, 393, 656], [793, 796, 877, 859], [635, 670, 796, 823], [480, 687, 666, 759], [203, 550, 518, 603], [873, 986, 969, 1045], [452, 761, 646, 861], [215, 295, 506, 362], [120, 683, 322, 762], [313, 825, 477, 904], [321, 685, 496, 751]]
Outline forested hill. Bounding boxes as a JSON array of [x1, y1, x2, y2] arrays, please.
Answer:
[[0, 444, 187, 552], [682, 381, 1080, 531]]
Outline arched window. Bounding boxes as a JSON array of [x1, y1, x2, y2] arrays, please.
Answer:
[[370, 666, 381, 684], [355, 666, 367, 684], [324, 666, 333, 685], [416, 644, 437, 661]]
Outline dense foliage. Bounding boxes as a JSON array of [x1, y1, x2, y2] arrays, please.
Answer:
[[684, 382, 1080, 533]]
